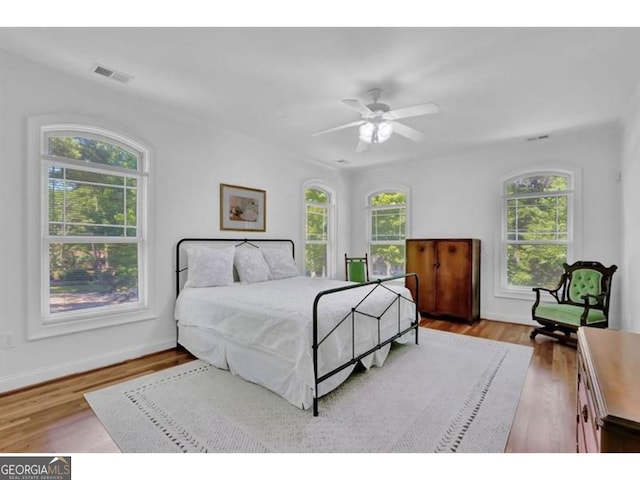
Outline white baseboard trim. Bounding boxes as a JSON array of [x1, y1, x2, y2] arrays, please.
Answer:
[[0, 338, 176, 393], [482, 311, 537, 326]]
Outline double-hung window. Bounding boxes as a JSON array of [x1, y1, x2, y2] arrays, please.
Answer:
[[304, 185, 333, 278], [368, 190, 408, 277], [502, 171, 573, 292], [41, 126, 148, 327]]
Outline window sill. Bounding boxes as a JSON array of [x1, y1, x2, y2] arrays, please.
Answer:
[[493, 287, 537, 302], [28, 307, 156, 340]]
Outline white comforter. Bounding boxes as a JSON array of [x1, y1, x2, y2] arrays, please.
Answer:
[[174, 276, 416, 407]]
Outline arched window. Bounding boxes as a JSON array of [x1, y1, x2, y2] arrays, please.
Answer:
[[501, 171, 574, 291], [37, 124, 149, 332], [304, 185, 334, 278], [368, 189, 408, 277]]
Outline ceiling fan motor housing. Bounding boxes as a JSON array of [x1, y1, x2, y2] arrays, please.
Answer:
[[365, 102, 390, 117]]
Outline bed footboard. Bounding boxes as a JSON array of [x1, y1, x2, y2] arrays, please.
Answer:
[[311, 273, 420, 416]]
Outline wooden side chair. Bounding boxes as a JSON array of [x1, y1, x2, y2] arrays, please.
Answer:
[[530, 261, 617, 346], [345, 253, 369, 283]]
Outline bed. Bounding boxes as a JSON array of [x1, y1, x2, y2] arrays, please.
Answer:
[[174, 238, 419, 416]]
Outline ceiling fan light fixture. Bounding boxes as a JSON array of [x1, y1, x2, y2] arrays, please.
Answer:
[[359, 120, 393, 144]]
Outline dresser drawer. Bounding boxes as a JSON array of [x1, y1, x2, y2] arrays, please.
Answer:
[[577, 360, 600, 452], [576, 328, 640, 453]]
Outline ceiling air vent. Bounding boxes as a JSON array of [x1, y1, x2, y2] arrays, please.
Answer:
[[526, 134, 550, 142], [92, 63, 133, 84]]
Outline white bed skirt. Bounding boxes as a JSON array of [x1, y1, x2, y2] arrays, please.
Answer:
[[178, 324, 393, 410]]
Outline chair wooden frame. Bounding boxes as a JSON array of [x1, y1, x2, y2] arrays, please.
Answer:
[[530, 261, 617, 346], [344, 253, 369, 282]]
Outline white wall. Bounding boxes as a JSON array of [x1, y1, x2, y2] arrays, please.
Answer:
[[0, 48, 634, 393], [621, 85, 640, 334], [0, 52, 348, 392], [346, 124, 623, 326]]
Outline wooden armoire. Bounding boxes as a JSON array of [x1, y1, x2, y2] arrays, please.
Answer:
[[405, 238, 480, 323]]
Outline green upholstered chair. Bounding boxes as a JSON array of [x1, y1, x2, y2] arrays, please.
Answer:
[[530, 261, 617, 346], [345, 253, 369, 283]]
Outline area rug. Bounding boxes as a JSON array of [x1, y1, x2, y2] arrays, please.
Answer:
[[85, 329, 533, 453]]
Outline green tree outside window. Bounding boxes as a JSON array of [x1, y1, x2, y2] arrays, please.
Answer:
[[45, 134, 142, 315], [504, 173, 571, 289], [305, 187, 330, 277], [369, 191, 406, 277]]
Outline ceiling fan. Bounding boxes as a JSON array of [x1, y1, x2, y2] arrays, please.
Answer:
[[312, 88, 440, 152]]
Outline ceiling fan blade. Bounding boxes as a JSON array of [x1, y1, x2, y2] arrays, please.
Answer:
[[312, 120, 365, 137], [392, 121, 427, 143], [384, 102, 440, 120], [343, 99, 374, 115], [355, 139, 370, 153]]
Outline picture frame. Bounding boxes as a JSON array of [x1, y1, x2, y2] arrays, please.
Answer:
[[220, 183, 266, 232]]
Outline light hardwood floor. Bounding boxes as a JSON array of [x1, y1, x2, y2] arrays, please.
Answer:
[[0, 319, 577, 453]]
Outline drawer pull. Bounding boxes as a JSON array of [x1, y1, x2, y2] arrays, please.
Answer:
[[581, 404, 589, 423]]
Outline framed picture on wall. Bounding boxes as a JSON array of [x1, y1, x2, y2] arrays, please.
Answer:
[[220, 183, 266, 232]]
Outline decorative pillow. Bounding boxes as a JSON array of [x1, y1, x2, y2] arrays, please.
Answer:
[[234, 247, 271, 283], [185, 245, 235, 288], [262, 247, 299, 280]]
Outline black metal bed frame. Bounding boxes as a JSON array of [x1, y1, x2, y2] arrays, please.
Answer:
[[175, 238, 420, 416]]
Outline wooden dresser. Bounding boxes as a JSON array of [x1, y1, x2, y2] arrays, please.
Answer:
[[405, 238, 480, 324], [577, 327, 640, 452]]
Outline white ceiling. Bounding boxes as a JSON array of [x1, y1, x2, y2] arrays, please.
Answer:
[[2, 27, 640, 168]]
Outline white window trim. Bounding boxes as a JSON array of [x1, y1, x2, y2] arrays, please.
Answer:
[[27, 115, 155, 340], [366, 186, 411, 280], [494, 166, 582, 301], [302, 181, 336, 278]]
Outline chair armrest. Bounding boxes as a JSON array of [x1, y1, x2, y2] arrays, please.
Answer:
[[532, 286, 560, 314], [532, 286, 561, 303], [578, 293, 607, 326], [532, 274, 565, 315], [581, 293, 605, 308], [533, 286, 559, 294]]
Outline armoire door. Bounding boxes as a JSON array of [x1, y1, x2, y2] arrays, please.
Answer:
[[405, 239, 436, 313], [433, 240, 471, 319]]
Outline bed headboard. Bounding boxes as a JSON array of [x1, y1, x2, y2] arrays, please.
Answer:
[[175, 238, 296, 296]]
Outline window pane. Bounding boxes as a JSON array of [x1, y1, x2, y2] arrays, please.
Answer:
[[304, 187, 331, 278], [48, 177, 64, 224], [506, 174, 569, 195], [66, 183, 124, 224], [49, 242, 139, 314], [306, 205, 327, 241], [371, 207, 406, 241], [507, 243, 567, 288], [305, 188, 328, 204], [48, 136, 138, 170], [48, 167, 137, 237], [370, 192, 406, 207], [305, 243, 327, 278], [506, 196, 568, 241], [126, 187, 137, 228], [370, 244, 405, 277]]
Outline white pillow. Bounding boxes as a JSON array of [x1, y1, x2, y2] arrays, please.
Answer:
[[234, 247, 271, 283], [262, 247, 299, 280], [185, 245, 235, 287]]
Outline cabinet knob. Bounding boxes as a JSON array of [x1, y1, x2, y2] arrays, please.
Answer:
[[581, 404, 589, 423]]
